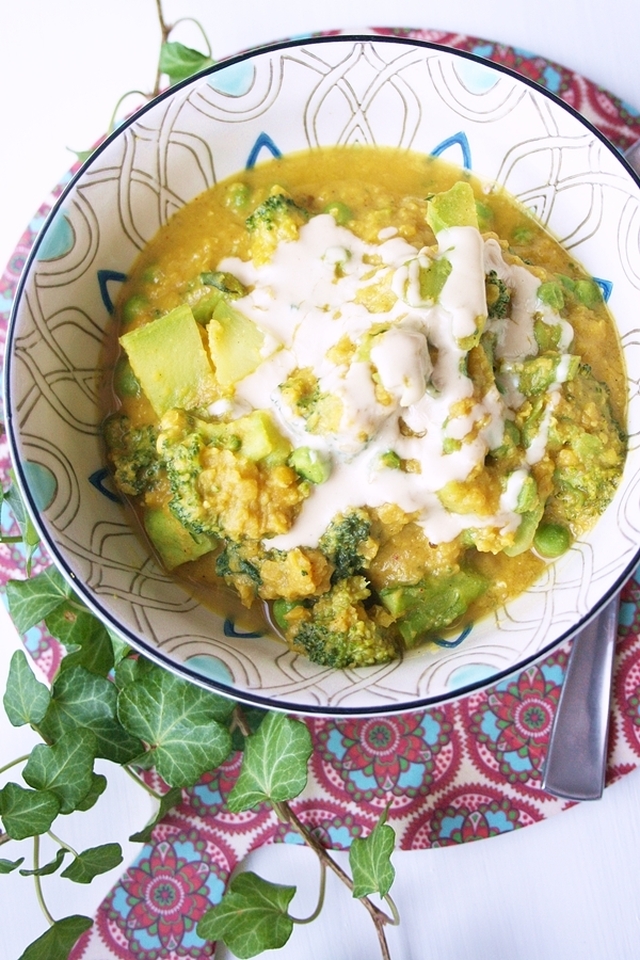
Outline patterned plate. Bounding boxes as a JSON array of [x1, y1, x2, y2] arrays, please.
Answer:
[[2, 28, 640, 960]]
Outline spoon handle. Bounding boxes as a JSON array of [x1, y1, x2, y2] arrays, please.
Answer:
[[542, 594, 620, 801]]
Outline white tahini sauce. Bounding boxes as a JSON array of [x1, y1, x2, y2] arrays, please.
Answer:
[[214, 214, 573, 549]]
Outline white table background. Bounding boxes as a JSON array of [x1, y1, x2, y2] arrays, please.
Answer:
[[2, 1, 640, 958]]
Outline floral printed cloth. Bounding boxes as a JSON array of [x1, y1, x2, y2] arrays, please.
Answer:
[[1, 28, 640, 960]]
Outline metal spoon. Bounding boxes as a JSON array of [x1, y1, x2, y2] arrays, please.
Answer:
[[542, 139, 640, 802], [542, 594, 620, 800]]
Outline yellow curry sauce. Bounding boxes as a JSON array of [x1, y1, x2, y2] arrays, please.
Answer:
[[102, 147, 627, 668]]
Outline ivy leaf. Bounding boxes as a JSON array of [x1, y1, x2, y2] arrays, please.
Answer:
[[18, 915, 93, 960], [60, 842, 123, 883], [129, 786, 183, 843], [227, 712, 312, 811], [349, 807, 396, 899], [46, 604, 114, 676], [0, 856, 25, 874], [2, 648, 50, 727], [4, 483, 40, 575], [107, 628, 132, 666], [0, 783, 61, 840], [5, 566, 72, 636], [75, 773, 107, 812], [117, 666, 232, 787], [197, 872, 295, 958], [114, 654, 156, 690], [159, 41, 214, 84], [23, 728, 97, 814], [19, 847, 67, 877], [39, 665, 143, 764], [68, 147, 94, 164]]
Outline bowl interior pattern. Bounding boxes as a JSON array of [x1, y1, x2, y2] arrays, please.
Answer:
[[5, 36, 640, 715]]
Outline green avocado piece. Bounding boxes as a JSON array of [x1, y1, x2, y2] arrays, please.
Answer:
[[119, 304, 218, 417], [207, 300, 265, 389], [380, 569, 488, 646], [426, 181, 479, 234], [143, 505, 216, 570], [233, 410, 292, 465]]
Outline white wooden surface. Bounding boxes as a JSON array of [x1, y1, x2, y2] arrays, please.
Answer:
[[2, 1, 640, 958]]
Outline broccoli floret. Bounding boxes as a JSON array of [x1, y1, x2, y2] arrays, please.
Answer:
[[215, 540, 264, 605], [318, 509, 375, 582], [103, 413, 161, 497], [279, 367, 343, 435], [280, 577, 399, 668], [157, 408, 306, 541], [200, 270, 248, 298], [485, 270, 510, 319], [246, 193, 309, 232], [245, 192, 310, 264], [547, 364, 626, 532]]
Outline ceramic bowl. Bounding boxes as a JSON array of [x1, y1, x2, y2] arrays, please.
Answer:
[[5, 34, 640, 715]]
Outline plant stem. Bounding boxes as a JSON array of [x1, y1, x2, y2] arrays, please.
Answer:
[[384, 892, 401, 927], [172, 17, 213, 57], [32, 836, 56, 927], [106, 90, 150, 136], [290, 859, 327, 925], [122, 763, 164, 800], [276, 801, 394, 960], [47, 829, 78, 859], [0, 753, 31, 777], [152, 0, 172, 96], [231, 704, 253, 738]]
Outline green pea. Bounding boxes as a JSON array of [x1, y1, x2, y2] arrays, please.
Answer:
[[538, 281, 565, 312], [533, 522, 571, 558], [225, 182, 250, 210], [323, 201, 352, 225], [272, 598, 303, 632], [574, 279, 602, 309], [141, 264, 163, 285], [512, 225, 533, 244], [113, 356, 141, 399], [121, 294, 149, 325], [475, 199, 493, 230]]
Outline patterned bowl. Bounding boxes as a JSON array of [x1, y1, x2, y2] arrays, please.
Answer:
[[5, 34, 640, 716]]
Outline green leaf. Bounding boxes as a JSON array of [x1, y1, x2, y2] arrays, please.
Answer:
[[107, 628, 132, 665], [226, 712, 312, 812], [23, 728, 97, 814], [197, 872, 295, 958], [0, 783, 61, 839], [2, 648, 50, 727], [61, 842, 123, 883], [129, 786, 183, 843], [0, 856, 25, 873], [39, 666, 143, 764], [349, 808, 396, 899], [74, 773, 107, 812], [5, 566, 72, 636], [159, 41, 214, 84], [114, 654, 155, 689], [117, 666, 232, 787], [68, 147, 94, 164], [18, 915, 92, 960], [46, 604, 114, 676], [4, 483, 40, 575], [19, 847, 67, 877]]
